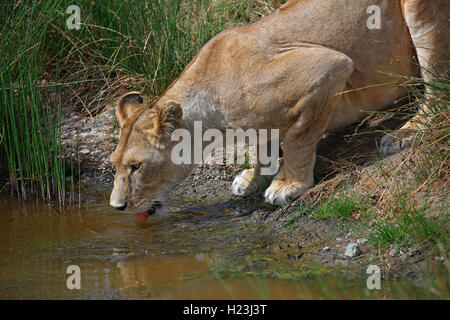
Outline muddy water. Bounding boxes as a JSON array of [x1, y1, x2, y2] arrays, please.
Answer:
[[0, 192, 442, 299]]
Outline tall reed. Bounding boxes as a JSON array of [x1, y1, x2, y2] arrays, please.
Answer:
[[0, 0, 283, 204], [0, 1, 68, 205]]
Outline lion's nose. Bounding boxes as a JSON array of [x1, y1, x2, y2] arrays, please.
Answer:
[[110, 201, 127, 211]]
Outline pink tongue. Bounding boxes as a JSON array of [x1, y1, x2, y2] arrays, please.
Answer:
[[134, 212, 150, 221]]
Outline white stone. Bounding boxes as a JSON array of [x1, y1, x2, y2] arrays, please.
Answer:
[[344, 243, 361, 258], [356, 237, 368, 245]]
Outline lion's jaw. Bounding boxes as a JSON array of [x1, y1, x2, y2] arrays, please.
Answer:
[[109, 93, 194, 218], [110, 136, 193, 217]]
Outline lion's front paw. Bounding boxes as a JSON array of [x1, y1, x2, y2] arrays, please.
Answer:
[[231, 169, 270, 197], [380, 134, 407, 155], [263, 179, 309, 205]]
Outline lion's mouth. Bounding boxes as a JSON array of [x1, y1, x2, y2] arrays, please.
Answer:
[[134, 201, 162, 221]]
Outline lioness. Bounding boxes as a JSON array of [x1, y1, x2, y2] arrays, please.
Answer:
[[110, 0, 449, 219]]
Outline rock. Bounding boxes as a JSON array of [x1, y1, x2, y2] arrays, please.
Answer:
[[344, 243, 361, 258], [356, 237, 368, 245]]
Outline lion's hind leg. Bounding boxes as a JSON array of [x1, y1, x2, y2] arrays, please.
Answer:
[[381, 0, 449, 154]]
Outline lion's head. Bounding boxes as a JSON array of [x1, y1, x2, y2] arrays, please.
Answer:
[[109, 92, 191, 220]]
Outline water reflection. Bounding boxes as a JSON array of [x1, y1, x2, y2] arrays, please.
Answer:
[[0, 193, 445, 299], [116, 254, 303, 299]]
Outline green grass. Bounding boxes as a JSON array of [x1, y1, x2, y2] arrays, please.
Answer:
[[312, 195, 356, 220], [0, 0, 284, 203], [41, 0, 285, 107], [287, 194, 355, 225], [370, 200, 448, 247]]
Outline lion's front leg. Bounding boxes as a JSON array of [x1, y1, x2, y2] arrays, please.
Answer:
[[263, 124, 320, 205], [231, 166, 273, 197], [262, 49, 354, 205], [263, 98, 341, 205], [231, 140, 278, 197]]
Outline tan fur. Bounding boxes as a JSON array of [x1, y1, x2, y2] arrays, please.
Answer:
[[110, 0, 449, 210], [110, 97, 189, 213], [381, 0, 449, 152]]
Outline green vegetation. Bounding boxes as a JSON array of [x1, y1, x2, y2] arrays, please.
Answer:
[[312, 195, 356, 220], [370, 200, 448, 247], [0, 1, 69, 204], [239, 153, 253, 170], [0, 0, 285, 203], [284, 194, 355, 229], [368, 72, 449, 248]]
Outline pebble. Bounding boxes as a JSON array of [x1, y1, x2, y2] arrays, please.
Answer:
[[356, 237, 368, 245], [344, 243, 362, 258]]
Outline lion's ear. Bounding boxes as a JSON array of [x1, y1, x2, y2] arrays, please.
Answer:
[[117, 91, 144, 127], [147, 100, 183, 148]]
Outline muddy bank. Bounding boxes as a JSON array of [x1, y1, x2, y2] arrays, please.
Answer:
[[58, 104, 447, 286], [168, 165, 443, 283]]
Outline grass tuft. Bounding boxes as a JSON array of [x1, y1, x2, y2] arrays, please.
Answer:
[[312, 195, 356, 220]]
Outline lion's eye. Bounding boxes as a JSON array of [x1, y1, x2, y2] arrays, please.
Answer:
[[130, 163, 141, 173]]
